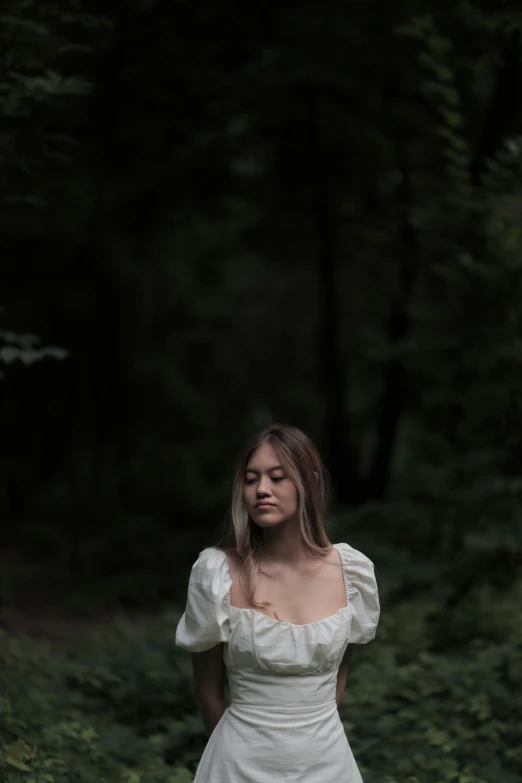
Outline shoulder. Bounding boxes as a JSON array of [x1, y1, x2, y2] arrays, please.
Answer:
[[334, 542, 374, 569], [334, 544, 380, 643], [189, 546, 229, 585], [194, 546, 228, 566], [176, 549, 231, 651], [333, 542, 377, 593]]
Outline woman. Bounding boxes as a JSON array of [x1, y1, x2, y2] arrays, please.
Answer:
[[176, 424, 380, 782]]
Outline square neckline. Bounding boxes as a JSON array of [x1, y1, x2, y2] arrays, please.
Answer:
[[223, 543, 351, 628]]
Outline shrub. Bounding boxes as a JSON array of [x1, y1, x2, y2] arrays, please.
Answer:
[[1, 577, 520, 782]]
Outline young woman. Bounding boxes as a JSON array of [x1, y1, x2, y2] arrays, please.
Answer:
[[176, 424, 380, 782]]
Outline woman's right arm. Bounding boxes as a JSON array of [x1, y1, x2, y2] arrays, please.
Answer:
[[192, 644, 227, 735]]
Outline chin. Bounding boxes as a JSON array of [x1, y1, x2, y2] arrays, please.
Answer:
[[251, 515, 286, 528]]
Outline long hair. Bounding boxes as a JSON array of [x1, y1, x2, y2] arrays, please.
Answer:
[[218, 424, 331, 618]]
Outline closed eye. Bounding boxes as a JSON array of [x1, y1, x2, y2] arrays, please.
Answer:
[[244, 475, 286, 485]]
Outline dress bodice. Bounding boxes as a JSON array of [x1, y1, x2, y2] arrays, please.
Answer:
[[175, 543, 380, 678]]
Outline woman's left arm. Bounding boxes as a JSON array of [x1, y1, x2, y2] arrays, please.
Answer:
[[336, 644, 355, 706]]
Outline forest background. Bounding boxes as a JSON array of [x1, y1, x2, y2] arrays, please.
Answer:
[[1, 1, 521, 782]]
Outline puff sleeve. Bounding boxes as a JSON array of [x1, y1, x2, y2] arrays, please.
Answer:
[[338, 542, 380, 644], [175, 547, 231, 652]]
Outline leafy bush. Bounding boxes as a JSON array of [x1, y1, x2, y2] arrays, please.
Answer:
[[1, 567, 520, 783], [0, 616, 198, 783], [350, 589, 521, 783]]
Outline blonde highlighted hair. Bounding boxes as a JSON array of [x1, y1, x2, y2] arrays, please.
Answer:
[[218, 424, 331, 618]]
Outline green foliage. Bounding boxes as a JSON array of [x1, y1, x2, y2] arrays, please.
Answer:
[[344, 586, 522, 782], [0, 618, 198, 783], [2, 2, 521, 775], [0, 1, 110, 208], [0, 329, 69, 369], [1, 568, 520, 783]]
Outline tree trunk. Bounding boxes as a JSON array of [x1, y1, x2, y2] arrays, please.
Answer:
[[471, 33, 522, 184], [307, 94, 359, 504], [366, 146, 416, 500]]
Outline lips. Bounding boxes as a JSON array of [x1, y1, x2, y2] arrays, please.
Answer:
[[255, 502, 276, 509]]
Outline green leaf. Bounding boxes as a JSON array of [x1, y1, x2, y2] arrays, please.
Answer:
[[434, 65, 455, 82], [0, 15, 49, 35], [440, 108, 464, 127], [438, 85, 460, 106], [427, 35, 454, 55]]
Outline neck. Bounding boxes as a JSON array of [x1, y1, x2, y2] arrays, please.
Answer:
[[259, 519, 312, 566]]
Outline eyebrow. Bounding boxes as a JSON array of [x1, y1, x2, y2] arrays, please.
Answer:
[[245, 465, 284, 475]]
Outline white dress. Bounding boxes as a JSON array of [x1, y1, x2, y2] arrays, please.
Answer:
[[175, 543, 380, 783]]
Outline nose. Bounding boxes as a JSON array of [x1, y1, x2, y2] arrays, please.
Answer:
[[256, 475, 271, 497]]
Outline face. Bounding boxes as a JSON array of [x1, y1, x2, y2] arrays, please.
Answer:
[[243, 442, 299, 528]]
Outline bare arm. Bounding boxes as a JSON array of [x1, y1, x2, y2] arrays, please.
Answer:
[[192, 644, 227, 736], [336, 644, 354, 707]]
